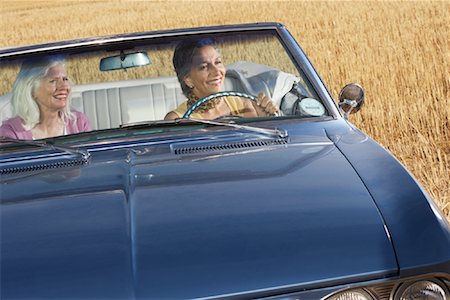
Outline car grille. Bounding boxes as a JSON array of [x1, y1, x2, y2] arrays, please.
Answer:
[[369, 282, 396, 299]]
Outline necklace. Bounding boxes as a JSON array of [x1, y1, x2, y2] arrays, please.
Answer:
[[187, 93, 221, 113]]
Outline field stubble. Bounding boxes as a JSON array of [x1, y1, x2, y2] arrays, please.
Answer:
[[1, 0, 449, 220]]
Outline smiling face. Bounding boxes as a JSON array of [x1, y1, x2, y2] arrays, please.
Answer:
[[33, 64, 71, 113], [183, 45, 225, 99]]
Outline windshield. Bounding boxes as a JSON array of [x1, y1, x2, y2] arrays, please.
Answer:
[[0, 30, 328, 141]]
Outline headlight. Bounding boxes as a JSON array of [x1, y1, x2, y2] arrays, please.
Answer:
[[320, 276, 449, 300], [395, 279, 449, 300], [325, 288, 374, 300]]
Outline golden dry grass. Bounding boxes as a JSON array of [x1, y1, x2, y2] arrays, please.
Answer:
[[1, 0, 449, 220]]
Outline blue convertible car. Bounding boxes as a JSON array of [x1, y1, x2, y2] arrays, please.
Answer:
[[0, 23, 449, 299]]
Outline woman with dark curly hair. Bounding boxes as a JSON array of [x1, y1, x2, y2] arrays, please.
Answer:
[[165, 37, 279, 120]]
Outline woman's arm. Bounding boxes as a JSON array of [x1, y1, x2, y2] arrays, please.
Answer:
[[0, 123, 20, 139], [164, 111, 180, 120]]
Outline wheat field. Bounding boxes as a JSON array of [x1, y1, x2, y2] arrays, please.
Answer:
[[1, 0, 449, 220]]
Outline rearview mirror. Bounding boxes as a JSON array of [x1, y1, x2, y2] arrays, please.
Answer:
[[338, 83, 365, 119], [100, 51, 150, 71]]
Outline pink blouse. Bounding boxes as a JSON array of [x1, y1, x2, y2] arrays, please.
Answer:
[[0, 110, 91, 140]]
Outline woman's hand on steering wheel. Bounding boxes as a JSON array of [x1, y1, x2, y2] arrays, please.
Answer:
[[182, 91, 280, 119], [253, 93, 280, 116]]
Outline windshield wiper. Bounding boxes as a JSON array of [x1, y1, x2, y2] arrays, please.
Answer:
[[0, 137, 91, 161], [178, 118, 288, 139], [121, 118, 288, 138]]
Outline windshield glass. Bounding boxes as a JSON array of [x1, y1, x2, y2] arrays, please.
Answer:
[[0, 30, 328, 141]]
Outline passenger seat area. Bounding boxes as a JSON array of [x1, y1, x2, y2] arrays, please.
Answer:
[[0, 74, 245, 131], [71, 76, 185, 130], [0, 62, 297, 131], [71, 74, 245, 130]]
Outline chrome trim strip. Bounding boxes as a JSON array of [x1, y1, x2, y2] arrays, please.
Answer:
[[191, 272, 450, 300], [193, 270, 396, 300]]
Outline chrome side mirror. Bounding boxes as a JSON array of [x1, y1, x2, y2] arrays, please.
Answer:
[[338, 83, 365, 119]]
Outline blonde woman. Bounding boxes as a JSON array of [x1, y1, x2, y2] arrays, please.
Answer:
[[0, 56, 90, 140]]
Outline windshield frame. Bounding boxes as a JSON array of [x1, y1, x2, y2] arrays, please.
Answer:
[[0, 23, 341, 143]]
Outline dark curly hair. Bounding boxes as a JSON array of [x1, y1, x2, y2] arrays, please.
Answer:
[[173, 37, 219, 98]]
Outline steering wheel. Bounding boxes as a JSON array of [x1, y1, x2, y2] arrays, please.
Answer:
[[182, 91, 258, 119]]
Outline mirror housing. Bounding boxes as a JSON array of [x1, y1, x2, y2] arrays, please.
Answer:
[[338, 83, 365, 118], [100, 51, 150, 71]]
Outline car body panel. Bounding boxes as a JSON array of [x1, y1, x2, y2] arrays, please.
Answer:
[[2, 120, 399, 298], [326, 122, 450, 276], [1, 23, 449, 299]]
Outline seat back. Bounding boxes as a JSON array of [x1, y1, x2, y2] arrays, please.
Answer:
[[71, 76, 186, 130]]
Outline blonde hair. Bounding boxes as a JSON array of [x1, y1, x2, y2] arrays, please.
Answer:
[[11, 56, 73, 130]]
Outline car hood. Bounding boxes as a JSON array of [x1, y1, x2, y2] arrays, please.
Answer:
[[1, 127, 398, 299], [128, 131, 398, 298]]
